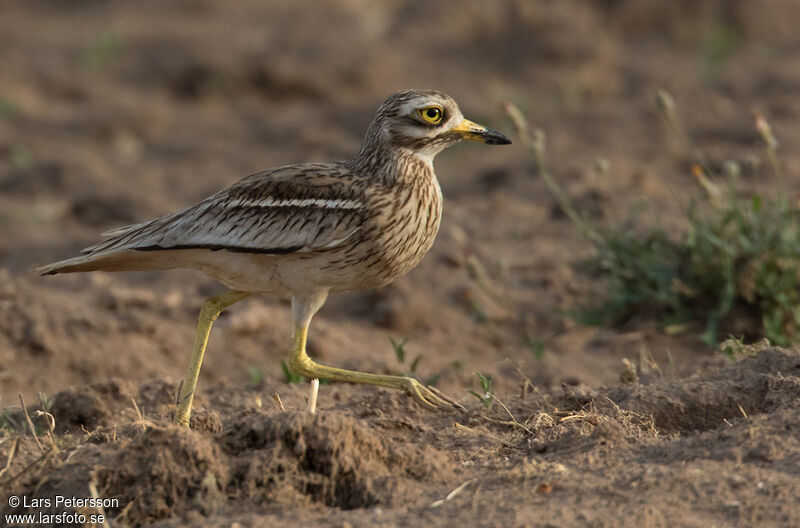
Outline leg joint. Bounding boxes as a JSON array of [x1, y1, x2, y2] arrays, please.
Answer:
[[287, 352, 314, 377], [201, 291, 250, 320], [200, 299, 223, 320]]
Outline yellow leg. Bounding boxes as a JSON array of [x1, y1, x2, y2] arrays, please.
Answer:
[[287, 321, 463, 412], [175, 291, 251, 427]]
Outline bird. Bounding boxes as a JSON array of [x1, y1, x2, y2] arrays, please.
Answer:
[[35, 89, 511, 426]]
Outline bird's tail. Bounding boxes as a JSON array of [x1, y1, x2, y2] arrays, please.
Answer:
[[34, 249, 163, 275]]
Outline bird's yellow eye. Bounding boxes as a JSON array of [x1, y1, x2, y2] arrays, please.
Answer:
[[417, 106, 443, 125]]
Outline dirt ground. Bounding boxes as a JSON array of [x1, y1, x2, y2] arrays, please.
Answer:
[[2, 1, 800, 526]]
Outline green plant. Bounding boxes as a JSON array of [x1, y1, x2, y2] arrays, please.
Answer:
[[280, 360, 303, 384], [247, 366, 265, 386], [702, 24, 742, 83], [719, 336, 771, 361], [0, 96, 18, 120], [38, 392, 53, 413], [425, 360, 463, 387], [0, 400, 20, 435], [506, 93, 800, 346], [579, 146, 800, 344], [10, 146, 32, 169], [0, 396, 7, 433], [389, 336, 408, 363], [468, 372, 494, 409], [388, 337, 461, 386], [529, 340, 545, 359], [389, 336, 423, 374], [82, 32, 124, 69], [525, 328, 546, 359]]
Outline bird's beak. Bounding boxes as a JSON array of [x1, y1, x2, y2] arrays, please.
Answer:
[[452, 118, 512, 145]]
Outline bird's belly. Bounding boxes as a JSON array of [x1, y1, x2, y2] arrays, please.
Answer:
[[173, 250, 281, 293], [182, 248, 394, 296]]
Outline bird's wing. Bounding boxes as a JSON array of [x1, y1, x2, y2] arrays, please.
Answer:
[[83, 163, 368, 256]]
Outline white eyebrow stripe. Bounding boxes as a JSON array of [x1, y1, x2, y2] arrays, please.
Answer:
[[226, 197, 364, 209]]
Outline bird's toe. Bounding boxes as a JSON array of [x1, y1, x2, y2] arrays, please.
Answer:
[[404, 377, 464, 413]]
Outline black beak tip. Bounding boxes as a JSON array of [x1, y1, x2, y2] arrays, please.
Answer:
[[486, 130, 512, 145]]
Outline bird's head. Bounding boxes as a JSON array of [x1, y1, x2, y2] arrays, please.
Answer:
[[358, 89, 511, 166]]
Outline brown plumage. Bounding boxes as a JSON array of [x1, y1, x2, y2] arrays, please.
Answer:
[[36, 89, 511, 424]]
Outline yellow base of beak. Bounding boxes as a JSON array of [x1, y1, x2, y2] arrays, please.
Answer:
[[452, 119, 511, 144]]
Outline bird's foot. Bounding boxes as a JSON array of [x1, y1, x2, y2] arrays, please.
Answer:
[[402, 377, 465, 412]]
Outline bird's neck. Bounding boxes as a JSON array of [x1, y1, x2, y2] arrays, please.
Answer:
[[347, 142, 434, 186]]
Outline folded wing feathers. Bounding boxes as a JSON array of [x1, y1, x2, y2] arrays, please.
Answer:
[[81, 165, 368, 256], [100, 221, 150, 238]]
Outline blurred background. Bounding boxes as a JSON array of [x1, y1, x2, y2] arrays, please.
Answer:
[[2, 0, 800, 405]]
